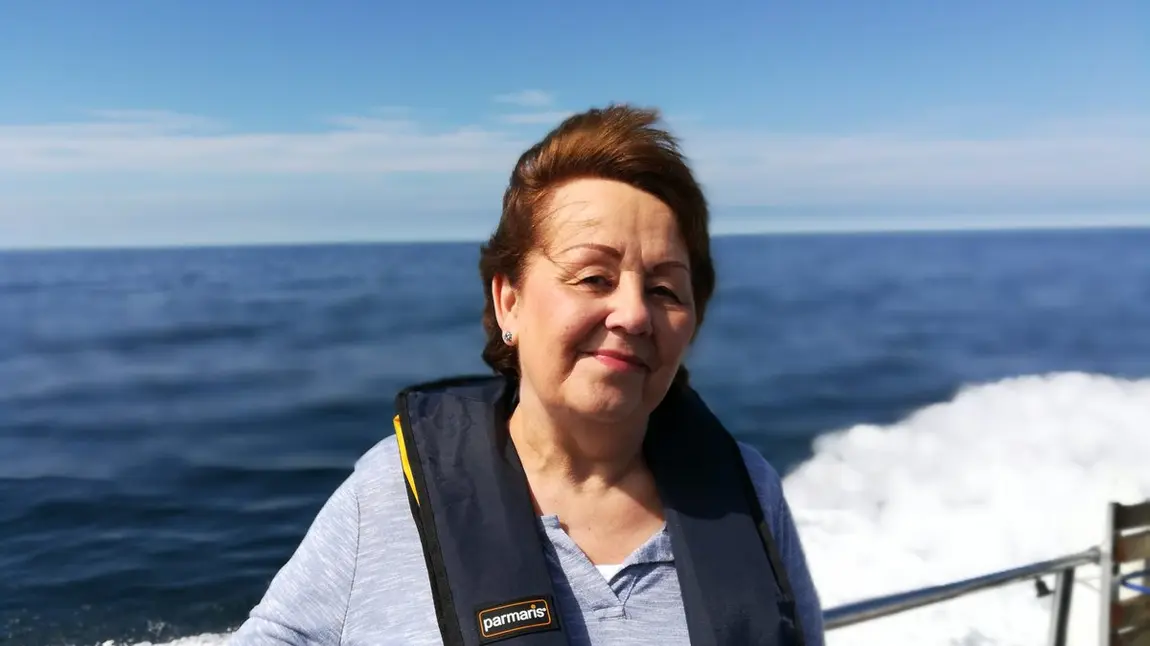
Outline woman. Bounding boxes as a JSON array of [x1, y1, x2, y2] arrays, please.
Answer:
[[229, 105, 824, 646]]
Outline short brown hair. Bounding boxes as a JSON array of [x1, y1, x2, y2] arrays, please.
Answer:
[[478, 104, 715, 385]]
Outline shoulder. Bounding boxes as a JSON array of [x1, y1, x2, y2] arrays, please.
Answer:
[[734, 440, 788, 517], [230, 433, 428, 645], [344, 432, 424, 545], [734, 440, 827, 646], [350, 430, 405, 492], [229, 452, 370, 644]]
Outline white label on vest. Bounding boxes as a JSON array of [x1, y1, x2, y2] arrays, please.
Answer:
[[475, 596, 558, 642]]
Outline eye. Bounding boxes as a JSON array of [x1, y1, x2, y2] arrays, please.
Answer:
[[649, 285, 682, 303], [578, 275, 613, 288]]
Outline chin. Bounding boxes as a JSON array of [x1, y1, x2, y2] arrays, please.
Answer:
[[561, 374, 652, 425]]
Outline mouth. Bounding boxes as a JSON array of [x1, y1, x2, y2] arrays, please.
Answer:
[[586, 349, 649, 371]]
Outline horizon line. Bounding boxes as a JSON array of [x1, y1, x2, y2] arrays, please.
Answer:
[[2, 220, 1148, 254]]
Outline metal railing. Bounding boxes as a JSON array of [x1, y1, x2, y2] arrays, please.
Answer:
[[822, 546, 1102, 646]]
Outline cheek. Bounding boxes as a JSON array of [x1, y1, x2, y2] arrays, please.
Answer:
[[556, 305, 606, 349], [657, 310, 696, 358], [524, 290, 601, 351]]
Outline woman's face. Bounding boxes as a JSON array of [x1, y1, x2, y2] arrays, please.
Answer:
[[493, 177, 697, 428]]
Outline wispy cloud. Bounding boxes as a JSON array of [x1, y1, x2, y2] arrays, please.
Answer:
[[497, 110, 575, 125], [0, 105, 1146, 209], [490, 90, 568, 125], [492, 90, 555, 108], [86, 109, 225, 131], [0, 110, 528, 174], [678, 119, 1150, 206]]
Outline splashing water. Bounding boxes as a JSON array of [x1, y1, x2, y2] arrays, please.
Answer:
[[790, 371, 1149, 646]]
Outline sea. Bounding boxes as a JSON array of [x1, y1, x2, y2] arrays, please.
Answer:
[[2, 228, 1149, 646]]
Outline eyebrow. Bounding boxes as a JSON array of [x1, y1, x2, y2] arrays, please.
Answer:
[[558, 243, 690, 274]]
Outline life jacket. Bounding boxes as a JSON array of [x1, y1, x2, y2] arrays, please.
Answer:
[[391, 374, 805, 646]]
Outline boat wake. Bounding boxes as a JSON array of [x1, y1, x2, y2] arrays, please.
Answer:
[[789, 371, 1150, 646]]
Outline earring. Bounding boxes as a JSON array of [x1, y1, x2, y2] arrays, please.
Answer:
[[502, 330, 514, 345]]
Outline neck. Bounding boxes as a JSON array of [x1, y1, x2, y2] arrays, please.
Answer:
[[507, 388, 648, 489]]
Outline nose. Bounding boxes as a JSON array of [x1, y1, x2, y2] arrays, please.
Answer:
[[604, 276, 653, 336]]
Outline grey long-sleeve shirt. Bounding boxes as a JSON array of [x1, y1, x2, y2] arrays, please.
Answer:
[[228, 434, 825, 646]]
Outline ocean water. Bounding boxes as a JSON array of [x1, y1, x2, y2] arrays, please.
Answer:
[[2, 228, 1149, 646]]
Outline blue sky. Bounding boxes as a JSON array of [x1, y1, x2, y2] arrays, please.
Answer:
[[1, 0, 1147, 248]]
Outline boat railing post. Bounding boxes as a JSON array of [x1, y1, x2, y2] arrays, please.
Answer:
[[1045, 566, 1076, 646]]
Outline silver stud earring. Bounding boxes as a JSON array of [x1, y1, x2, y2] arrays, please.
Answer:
[[502, 330, 514, 344]]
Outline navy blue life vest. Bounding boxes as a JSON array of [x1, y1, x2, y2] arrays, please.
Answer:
[[392, 374, 805, 646]]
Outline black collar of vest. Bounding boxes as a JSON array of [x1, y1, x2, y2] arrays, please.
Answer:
[[393, 373, 805, 646]]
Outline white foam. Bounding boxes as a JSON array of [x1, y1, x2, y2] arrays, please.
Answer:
[[123, 371, 1149, 646], [787, 371, 1150, 646], [108, 635, 231, 646]]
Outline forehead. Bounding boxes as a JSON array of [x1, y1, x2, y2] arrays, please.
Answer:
[[538, 178, 689, 261]]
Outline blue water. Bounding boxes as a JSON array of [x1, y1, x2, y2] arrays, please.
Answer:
[[2, 229, 1149, 645]]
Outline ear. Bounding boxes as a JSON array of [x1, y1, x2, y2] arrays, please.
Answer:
[[491, 273, 521, 336]]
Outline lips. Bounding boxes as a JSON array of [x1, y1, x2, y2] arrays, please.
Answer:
[[590, 349, 649, 370]]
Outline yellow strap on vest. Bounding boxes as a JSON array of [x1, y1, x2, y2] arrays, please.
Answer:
[[393, 414, 419, 505]]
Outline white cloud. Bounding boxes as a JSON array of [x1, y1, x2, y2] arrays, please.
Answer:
[[674, 119, 1150, 206], [492, 89, 555, 108], [0, 107, 1146, 210], [86, 109, 225, 131], [497, 110, 575, 125], [0, 111, 529, 174]]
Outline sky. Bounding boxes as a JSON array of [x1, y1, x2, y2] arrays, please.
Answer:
[[0, 0, 1147, 249]]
